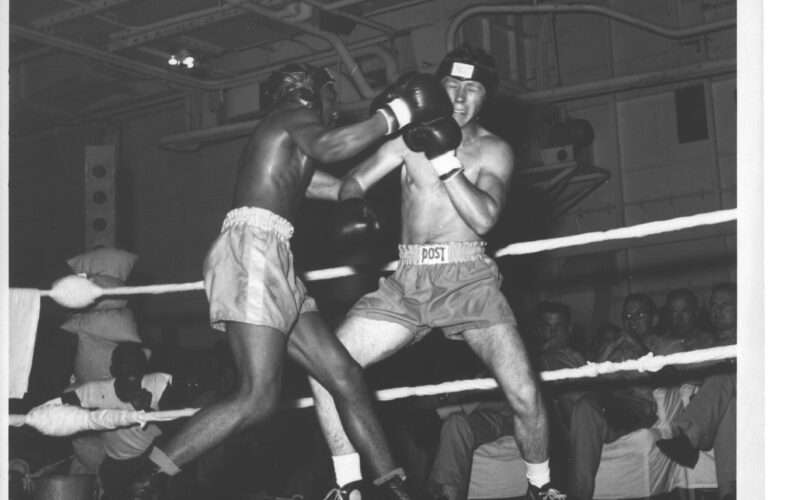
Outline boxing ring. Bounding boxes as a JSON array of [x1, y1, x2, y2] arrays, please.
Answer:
[[10, 208, 738, 435]]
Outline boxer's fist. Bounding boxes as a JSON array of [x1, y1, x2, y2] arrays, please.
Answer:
[[372, 72, 453, 135], [369, 72, 416, 115], [403, 116, 465, 178], [332, 198, 381, 240]]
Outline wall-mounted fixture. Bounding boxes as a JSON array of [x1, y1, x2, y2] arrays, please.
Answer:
[[168, 49, 196, 69]]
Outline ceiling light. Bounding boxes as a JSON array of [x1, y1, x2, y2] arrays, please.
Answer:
[[168, 50, 197, 69]]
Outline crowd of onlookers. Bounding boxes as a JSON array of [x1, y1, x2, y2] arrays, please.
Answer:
[[424, 283, 737, 500], [9, 280, 736, 500]]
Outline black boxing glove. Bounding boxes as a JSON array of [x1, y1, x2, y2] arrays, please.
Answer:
[[332, 198, 381, 240], [402, 116, 464, 180], [372, 73, 454, 135], [369, 72, 417, 115]]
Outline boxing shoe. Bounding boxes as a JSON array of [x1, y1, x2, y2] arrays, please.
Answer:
[[526, 483, 567, 500], [656, 434, 700, 468]]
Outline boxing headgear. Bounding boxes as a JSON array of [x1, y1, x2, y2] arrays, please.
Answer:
[[264, 63, 336, 111], [436, 45, 499, 97]]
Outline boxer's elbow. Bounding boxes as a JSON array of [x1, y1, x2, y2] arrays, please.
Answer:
[[471, 203, 501, 235], [470, 213, 497, 236]]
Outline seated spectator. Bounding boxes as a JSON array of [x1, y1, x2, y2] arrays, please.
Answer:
[[565, 292, 675, 500], [588, 322, 622, 362], [426, 301, 581, 500], [657, 282, 737, 500], [661, 288, 715, 350], [59, 342, 200, 500]]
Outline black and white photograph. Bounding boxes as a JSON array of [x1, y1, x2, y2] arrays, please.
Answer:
[[2, 1, 770, 500]]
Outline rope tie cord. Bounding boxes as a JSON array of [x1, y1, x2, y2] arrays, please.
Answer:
[[41, 209, 738, 304]]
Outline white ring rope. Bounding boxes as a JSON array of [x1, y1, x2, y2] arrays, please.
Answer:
[[287, 345, 736, 408], [493, 208, 737, 258], [10, 345, 735, 434], [39, 208, 738, 298]]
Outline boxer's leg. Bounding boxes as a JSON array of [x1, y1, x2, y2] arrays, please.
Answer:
[[127, 322, 287, 499], [463, 324, 557, 495], [463, 324, 547, 463], [289, 311, 397, 478], [309, 315, 415, 492], [159, 322, 287, 465]]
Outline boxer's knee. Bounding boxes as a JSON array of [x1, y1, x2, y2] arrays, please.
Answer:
[[319, 354, 366, 399], [504, 379, 542, 421], [231, 380, 281, 427]]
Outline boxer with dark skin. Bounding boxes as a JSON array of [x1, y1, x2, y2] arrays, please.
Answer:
[[311, 47, 566, 500], [126, 64, 452, 500]]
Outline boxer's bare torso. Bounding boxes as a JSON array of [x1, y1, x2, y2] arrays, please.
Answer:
[[359, 123, 512, 244], [232, 104, 326, 223]]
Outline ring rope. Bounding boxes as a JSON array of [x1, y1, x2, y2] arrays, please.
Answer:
[[9, 345, 735, 434], [39, 209, 738, 297], [288, 345, 736, 408], [493, 208, 736, 257]]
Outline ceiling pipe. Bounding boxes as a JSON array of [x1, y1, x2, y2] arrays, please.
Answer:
[[12, 24, 393, 94], [225, 0, 377, 98], [366, 45, 399, 82], [32, 0, 131, 29], [445, 3, 736, 51], [106, 0, 292, 50], [519, 58, 735, 102]]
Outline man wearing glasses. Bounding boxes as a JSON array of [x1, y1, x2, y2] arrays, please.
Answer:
[[563, 293, 667, 500]]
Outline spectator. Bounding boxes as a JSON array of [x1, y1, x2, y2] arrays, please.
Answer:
[[656, 282, 736, 500], [59, 342, 200, 500], [661, 288, 715, 350], [426, 301, 582, 500], [588, 323, 622, 362], [565, 292, 672, 500]]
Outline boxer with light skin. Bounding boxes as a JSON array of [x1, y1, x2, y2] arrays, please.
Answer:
[[311, 46, 566, 500], [124, 63, 451, 500]]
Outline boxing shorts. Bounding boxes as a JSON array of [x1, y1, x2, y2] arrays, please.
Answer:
[[203, 207, 317, 334], [348, 241, 516, 339]]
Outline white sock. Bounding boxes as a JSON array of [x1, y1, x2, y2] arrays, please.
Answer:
[[332, 453, 362, 486], [524, 460, 550, 488]]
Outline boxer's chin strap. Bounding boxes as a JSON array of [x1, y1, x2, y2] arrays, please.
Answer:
[[372, 467, 406, 486], [149, 446, 181, 476]]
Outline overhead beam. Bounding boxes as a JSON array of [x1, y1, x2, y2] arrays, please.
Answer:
[[107, 0, 288, 51], [32, 0, 130, 29], [107, 6, 246, 51]]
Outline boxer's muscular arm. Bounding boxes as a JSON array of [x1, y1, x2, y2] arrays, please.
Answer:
[[442, 137, 513, 235], [338, 137, 405, 200], [290, 109, 390, 163]]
